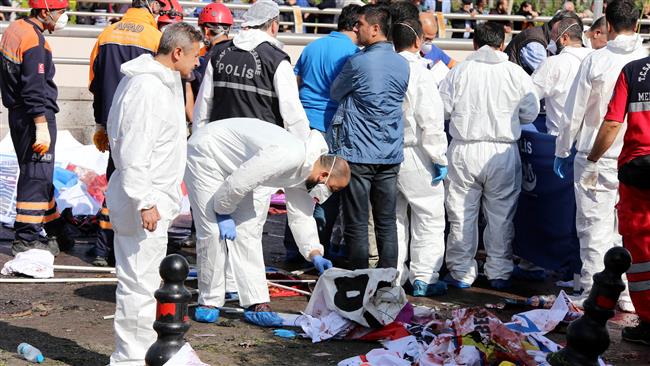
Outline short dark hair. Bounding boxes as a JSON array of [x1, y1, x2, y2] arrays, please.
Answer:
[[359, 4, 391, 38], [590, 15, 607, 31], [338, 4, 361, 32], [519, 1, 532, 10], [389, 0, 419, 23], [474, 22, 505, 48], [548, 10, 581, 31], [557, 17, 583, 41], [158, 22, 203, 54], [606, 0, 640, 33], [392, 18, 422, 51]]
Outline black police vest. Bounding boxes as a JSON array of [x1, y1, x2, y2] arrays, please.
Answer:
[[209, 40, 289, 126], [504, 26, 548, 74]]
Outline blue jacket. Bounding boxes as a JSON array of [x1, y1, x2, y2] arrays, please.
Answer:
[[327, 42, 409, 164]]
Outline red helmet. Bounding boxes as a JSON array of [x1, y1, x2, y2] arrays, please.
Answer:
[[198, 3, 233, 26], [157, 0, 183, 26], [28, 0, 68, 9]]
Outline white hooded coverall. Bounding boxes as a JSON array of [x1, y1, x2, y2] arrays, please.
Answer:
[[555, 34, 647, 307], [395, 51, 448, 286], [439, 45, 540, 285], [531, 46, 593, 135], [191, 29, 311, 305], [185, 118, 326, 309], [105, 54, 187, 365]]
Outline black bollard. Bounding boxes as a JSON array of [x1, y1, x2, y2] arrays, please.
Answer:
[[547, 247, 632, 366], [145, 254, 192, 366]]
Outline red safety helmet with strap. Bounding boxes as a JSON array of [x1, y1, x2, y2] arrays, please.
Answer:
[[198, 3, 233, 26], [157, 0, 183, 26], [28, 0, 68, 9]]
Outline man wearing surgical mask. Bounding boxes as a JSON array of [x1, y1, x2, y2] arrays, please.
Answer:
[[87, 0, 163, 267], [532, 17, 591, 136], [185, 118, 351, 324], [0, 0, 76, 257]]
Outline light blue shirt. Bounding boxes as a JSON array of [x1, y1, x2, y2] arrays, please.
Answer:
[[294, 32, 359, 132], [521, 42, 548, 73]]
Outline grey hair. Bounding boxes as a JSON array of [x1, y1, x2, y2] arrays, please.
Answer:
[[158, 22, 203, 55]]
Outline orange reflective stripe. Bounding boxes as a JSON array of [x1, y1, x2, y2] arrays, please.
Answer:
[[99, 220, 113, 230], [101, 207, 110, 215], [48, 198, 57, 209], [0, 19, 41, 64], [16, 201, 49, 210], [15, 213, 43, 224], [43, 211, 61, 223]]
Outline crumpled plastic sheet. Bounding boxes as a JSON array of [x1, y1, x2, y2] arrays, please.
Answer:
[[297, 311, 355, 343], [305, 268, 407, 328], [338, 336, 422, 366], [1, 249, 54, 278], [336, 293, 597, 366], [162, 343, 208, 366], [506, 291, 581, 335]]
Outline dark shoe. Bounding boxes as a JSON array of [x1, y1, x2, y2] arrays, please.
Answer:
[[92, 256, 109, 267], [11, 239, 58, 256], [49, 234, 75, 252], [622, 321, 650, 346], [46, 237, 61, 256]]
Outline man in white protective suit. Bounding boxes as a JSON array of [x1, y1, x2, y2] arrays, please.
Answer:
[[391, 18, 448, 296], [531, 17, 592, 136], [184, 118, 351, 325], [440, 22, 540, 290], [191, 0, 312, 323], [105, 23, 202, 366], [553, 0, 647, 312]]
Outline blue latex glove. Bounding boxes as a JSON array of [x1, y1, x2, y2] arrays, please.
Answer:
[[432, 164, 448, 184], [244, 311, 284, 327], [312, 255, 332, 275], [216, 214, 236, 240], [273, 329, 297, 339], [553, 156, 571, 179]]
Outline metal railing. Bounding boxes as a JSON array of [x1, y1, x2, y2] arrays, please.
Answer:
[[1, 2, 649, 37]]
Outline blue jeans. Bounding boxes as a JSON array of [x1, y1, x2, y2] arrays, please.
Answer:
[[342, 163, 400, 270]]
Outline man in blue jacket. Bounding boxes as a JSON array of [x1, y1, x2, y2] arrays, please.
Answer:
[[327, 4, 409, 270]]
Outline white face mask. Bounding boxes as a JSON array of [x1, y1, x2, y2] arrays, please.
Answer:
[[308, 183, 333, 204], [546, 40, 558, 55], [54, 12, 68, 30], [308, 156, 336, 204], [421, 41, 433, 55]]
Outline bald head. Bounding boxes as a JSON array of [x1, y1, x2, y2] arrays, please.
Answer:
[[307, 155, 351, 193], [419, 12, 438, 41]]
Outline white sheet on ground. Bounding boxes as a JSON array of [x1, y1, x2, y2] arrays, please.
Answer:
[[1, 249, 54, 278], [163, 343, 208, 366], [305, 268, 407, 328]]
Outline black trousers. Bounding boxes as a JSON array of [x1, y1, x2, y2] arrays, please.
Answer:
[[95, 152, 114, 258], [9, 109, 63, 243], [342, 163, 400, 270]]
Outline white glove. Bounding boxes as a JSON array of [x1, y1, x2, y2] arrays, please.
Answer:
[[580, 160, 599, 191], [33, 122, 51, 155]]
